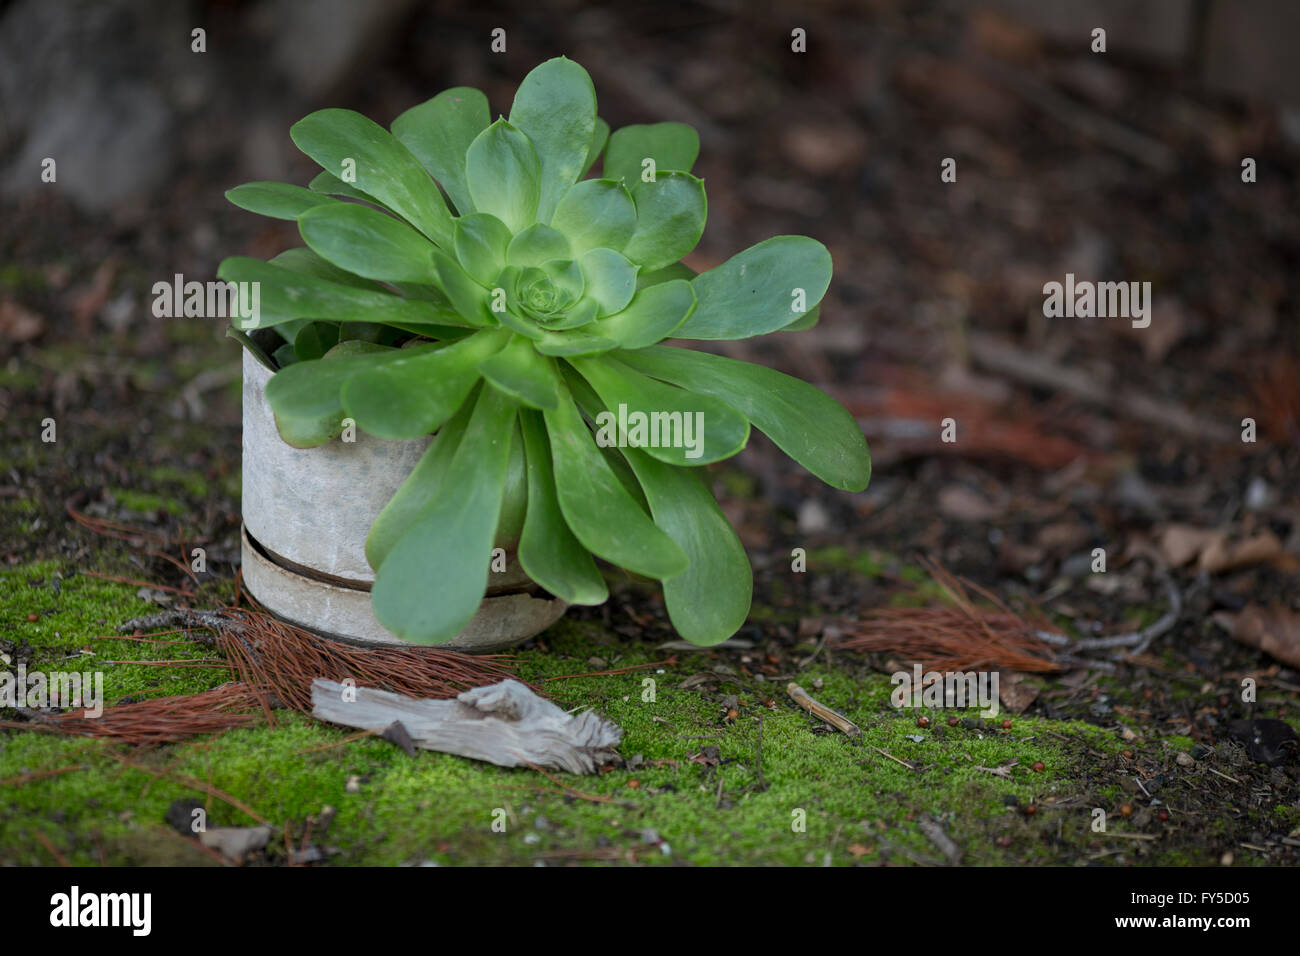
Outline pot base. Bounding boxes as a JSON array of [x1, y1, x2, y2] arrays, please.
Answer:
[[240, 525, 566, 653]]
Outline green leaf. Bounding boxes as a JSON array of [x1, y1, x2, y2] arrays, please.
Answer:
[[636, 260, 696, 290], [479, 334, 561, 410], [431, 249, 496, 326], [506, 224, 571, 268], [509, 57, 597, 223], [372, 386, 519, 643], [226, 182, 336, 220], [465, 119, 541, 234], [263, 340, 401, 448], [454, 213, 513, 287], [293, 321, 339, 361], [543, 382, 687, 578], [517, 410, 608, 605], [340, 328, 507, 439], [272, 343, 300, 370], [618, 345, 870, 491], [551, 179, 636, 254], [603, 122, 700, 185], [391, 86, 490, 216], [226, 326, 278, 372], [269, 248, 383, 292], [533, 328, 618, 357], [217, 257, 464, 330], [622, 172, 707, 272], [307, 170, 386, 207], [365, 397, 472, 570], [570, 355, 749, 466], [622, 447, 751, 645], [582, 117, 610, 177], [544, 296, 599, 331], [781, 304, 820, 331], [578, 248, 638, 317], [290, 108, 454, 246], [298, 203, 436, 284], [592, 278, 695, 349], [672, 236, 832, 340]]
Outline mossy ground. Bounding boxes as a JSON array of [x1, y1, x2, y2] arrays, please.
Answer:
[[4, 551, 1294, 867]]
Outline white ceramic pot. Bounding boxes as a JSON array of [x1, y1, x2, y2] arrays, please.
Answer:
[[239, 350, 566, 651]]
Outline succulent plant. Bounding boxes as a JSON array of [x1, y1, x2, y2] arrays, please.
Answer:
[[220, 57, 869, 646]]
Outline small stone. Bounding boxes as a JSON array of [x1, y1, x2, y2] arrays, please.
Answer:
[[345, 775, 361, 794], [1002, 794, 1019, 807], [1220, 851, 1234, 866], [996, 834, 1013, 847], [1120, 726, 1137, 741], [523, 832, 540, 845], [1176, 752, 1195, 768]]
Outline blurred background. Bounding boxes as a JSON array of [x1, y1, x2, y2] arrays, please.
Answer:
[[2, 0, 1298, 630]]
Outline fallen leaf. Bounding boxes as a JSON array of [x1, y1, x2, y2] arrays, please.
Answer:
[[1214, 605, 1300, 669], [1157, 524, 1223, 567], [938, 485, 1003, 522], [1199, 530, 1283, 574], [0, 299, 45, 344]]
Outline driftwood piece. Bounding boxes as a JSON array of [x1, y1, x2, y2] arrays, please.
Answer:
[[311, 679, 622, 774]]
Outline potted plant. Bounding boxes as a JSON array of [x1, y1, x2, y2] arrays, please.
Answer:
[[221, 57, 870, 650]]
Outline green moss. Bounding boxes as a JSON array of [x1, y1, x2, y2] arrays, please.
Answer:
[[0, 576, 1292, 866], [107, 488, 187, 517]]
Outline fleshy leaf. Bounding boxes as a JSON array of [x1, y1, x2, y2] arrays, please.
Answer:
[[551, 178, 636, 254], [290, 108, 455, 246], [298, 202, 436, 284], [216, 257, 464, 330], [636, 260, 696, 290], [307, 170, 385, 207], [622, 172, 707, 272], [371, 385, 519, 643], [592, 278, 695, 349], [465, 119, 541, 233], [269, 248, 383, 292], [569, 355, 749, 466], [506, 224, 571, 268], [479, 334, 561, 410], [391, 86, 489, 216], [581, 117, 610, 177], [292, 321, 339, 362], [431, 249, 497, 326], [226, 182, 336, 221], [366, 397, 472, 570], [454, 213, 513, 287], [618, 345, 870, 491], [340, 328, 508, 439], [508, 57, 597, 223], [603, 122, 700, 184], [517, 409, 608, 605], [578, 248, 638, 317], [672, 236, 832, 340], [533, 328, 618, 356], [622, 447, 751, 645], [263, 340, 404, 448], [543, 382, 687, 579]]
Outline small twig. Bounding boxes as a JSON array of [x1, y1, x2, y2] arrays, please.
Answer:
[[542, 656, 677, 682], [871, 746, 916, 771], [787, 683, 861, 737], [34, 832, 69, 866], [1205, 767, 1242, 786]]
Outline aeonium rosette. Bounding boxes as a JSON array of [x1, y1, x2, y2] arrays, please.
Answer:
[[219, 57, 870, 646]]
